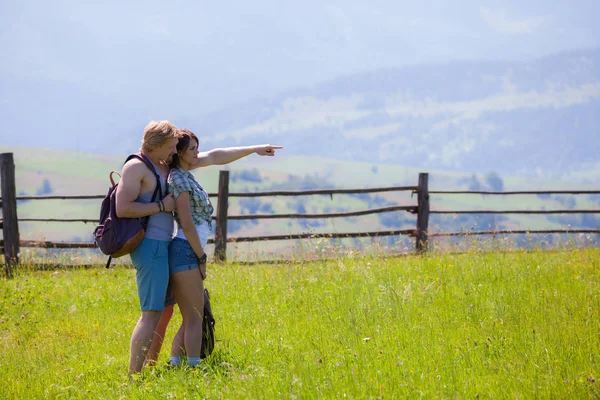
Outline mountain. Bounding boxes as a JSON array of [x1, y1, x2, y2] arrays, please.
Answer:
[[180, 48, 600, 177], [2, 43, 599, 177]]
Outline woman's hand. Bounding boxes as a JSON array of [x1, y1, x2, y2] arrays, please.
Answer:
[[197, 252, 207, 280], [199, 262, 207, 281], [255, 145, 283, 156]]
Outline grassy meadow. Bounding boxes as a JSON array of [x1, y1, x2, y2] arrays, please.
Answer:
[[1, 248, 599, 399]]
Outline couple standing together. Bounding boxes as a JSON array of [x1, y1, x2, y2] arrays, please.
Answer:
[[115, 120, 282, 375]]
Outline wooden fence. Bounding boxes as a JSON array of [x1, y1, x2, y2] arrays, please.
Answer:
[[1, 152, 600, 275]]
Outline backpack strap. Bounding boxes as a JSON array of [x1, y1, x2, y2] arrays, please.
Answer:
[[125, 153, 164, 198], [109, 171, 121, 188], [124, 153, 167, 228]]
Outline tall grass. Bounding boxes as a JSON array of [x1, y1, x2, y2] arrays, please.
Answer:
[[0, 249, 598, 398]]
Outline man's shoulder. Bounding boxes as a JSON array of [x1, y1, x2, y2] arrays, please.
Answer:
[[122, 156, 152, 178]]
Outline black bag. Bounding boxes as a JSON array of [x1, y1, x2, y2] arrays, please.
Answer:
[[201, 288, 216, 359]]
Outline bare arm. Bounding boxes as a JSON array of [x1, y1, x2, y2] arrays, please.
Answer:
[[115, 161, 162, 218], [190, 144, 283, 169], [175, 192, 205, 259]]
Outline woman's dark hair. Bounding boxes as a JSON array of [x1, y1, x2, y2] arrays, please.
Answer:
[[169, 129, 199, 169]]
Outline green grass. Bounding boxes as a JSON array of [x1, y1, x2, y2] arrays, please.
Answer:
[[1, 249, 599, 398]]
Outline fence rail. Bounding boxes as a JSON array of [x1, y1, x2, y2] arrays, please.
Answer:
[[16, 195, 106, 200], [1, 229, 417, 250], [14, 185, 420, 201], [18, 218, 99, 223], [429, 190, 600, 195], [430, 229, 600, 237], [2, 151, 600, 272], [216, 229, 417, 243], [226, 186, 418, 197], [430, 209, 600, 214]]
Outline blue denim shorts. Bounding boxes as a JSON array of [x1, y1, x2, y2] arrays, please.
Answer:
[[169, 238, 201, 275], [129, 237, 170, 312]]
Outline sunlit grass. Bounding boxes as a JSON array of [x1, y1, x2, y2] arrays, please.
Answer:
[[1, 248, 599, 399]]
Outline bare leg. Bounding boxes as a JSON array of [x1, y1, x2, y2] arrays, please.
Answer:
[[171, 322, 186, 359], [145, 305, 174, 366], [128, 310, 162, 375], [171, 268, 204, 359]]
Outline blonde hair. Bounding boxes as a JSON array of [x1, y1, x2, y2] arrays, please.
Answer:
[[140, 120, 180, 152]]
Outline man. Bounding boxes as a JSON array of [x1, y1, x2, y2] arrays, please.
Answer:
[[116, 120, 179, 375], [118, 121, 282, 374]]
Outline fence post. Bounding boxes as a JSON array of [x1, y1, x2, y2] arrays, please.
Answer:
[[214, 170, 230, 262], [415, 172, 430, 253], [1, 153, 19, 277]]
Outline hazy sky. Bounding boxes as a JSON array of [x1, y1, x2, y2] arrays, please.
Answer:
[[2, 1, 598, 114], [0, 0, 599, 155]]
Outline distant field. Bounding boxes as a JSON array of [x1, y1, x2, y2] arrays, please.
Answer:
[[1, 146, 598, 253]]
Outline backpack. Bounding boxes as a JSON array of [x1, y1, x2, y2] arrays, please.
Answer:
[[201, 288, 216, 359], [94, 153, 163, 268]]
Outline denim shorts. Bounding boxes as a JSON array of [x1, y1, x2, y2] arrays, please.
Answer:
[[169, 238, 202, 275], [129, 237, 170, 312]]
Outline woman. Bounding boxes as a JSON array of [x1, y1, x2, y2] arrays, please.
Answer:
[[164, 129, 283, 366], [166, 129, 213, 367]]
